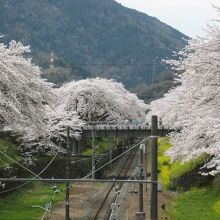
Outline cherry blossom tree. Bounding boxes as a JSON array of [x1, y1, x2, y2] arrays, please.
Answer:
[[56, 78, 148, 124], [0, 41, 83, 154], [0, 41, 54, 140], [148, 19, 220, 175], [46, 104, 84, 143]]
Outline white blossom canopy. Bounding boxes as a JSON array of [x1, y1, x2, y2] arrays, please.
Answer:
[[148, 21, 220, 175], [46, 104, 84, 143], [0, 41, 56, 141], [56, 78, 148, 124], [0, 41, 83, 150]]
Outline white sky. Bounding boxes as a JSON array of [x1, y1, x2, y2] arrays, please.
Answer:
[[115, 0, 220, 37]]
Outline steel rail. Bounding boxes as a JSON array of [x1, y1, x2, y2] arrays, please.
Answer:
[[92, 147, 137, 219]]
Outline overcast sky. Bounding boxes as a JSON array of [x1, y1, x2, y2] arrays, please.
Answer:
[[115, 0, 220, 37]]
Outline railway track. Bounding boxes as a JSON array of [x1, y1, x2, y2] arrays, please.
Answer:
[[91, 146, 138, 220]]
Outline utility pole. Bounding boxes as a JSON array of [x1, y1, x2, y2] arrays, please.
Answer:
[[150, 116, 158, 220], [139, 144, 144, 212], [145, 140, 148, 192], [65, 128, 71, 220], [136, 144, 146, 220], [109, 139, 113, 170], [92, 127, 95, 181]]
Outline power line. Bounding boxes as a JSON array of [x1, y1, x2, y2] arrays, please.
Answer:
[[0, 151, 59, 194], [0, 138, 151, 220], [71, 157, 91, 164], [0, 150, 42, 179], [0, 179, 157, 184], [38, 182, 60, 220], [61, 137, 150, 191], [110, 158, 139, 218], [0, 138, 150, 220]]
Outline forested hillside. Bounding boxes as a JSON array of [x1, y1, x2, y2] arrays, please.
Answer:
[[0, 0, 187, 88]]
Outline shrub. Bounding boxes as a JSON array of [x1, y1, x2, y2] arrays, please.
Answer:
[[158, 137, 208, 190]]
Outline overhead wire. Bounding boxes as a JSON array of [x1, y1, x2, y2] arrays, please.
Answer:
[[109, 146, 140, 218], [71, 157, 92, 164], [0, 151, 59, 194], [0, 150, 42, 179], [40, 139, 146, 220], [61, 137, 150, 191], [83, 140, 120, 176], [1, 138, 149, 219], [39, 188, 58, 220], [5, 138, 150, 220], [112, 149, 144, 218]]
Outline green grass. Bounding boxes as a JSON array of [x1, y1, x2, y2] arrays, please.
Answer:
[[158, 138, 208, 190], [0, 183, 65, 220], [0, 137, 21, 168], [0, 138, 65, 219], [83, 137, 122, 155], [170, 187, 220, 220], [158, 138, 220, 219]]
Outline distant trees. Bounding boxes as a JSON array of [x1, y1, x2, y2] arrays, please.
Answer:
[[41, 56, 91, 85], [148, 20, 220, 175], [56, 78, 148, 123], [1, 0, 187, 88], [132, 71, 178, 103]]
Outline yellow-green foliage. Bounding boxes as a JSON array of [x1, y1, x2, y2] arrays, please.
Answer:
[[158, 137, 207, 190], [158, 137, 171, 166], [83, 137, 122, 155], [213, 201, 220, 214]]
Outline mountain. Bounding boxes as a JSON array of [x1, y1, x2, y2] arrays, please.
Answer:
[[0, 0, 188, 87]]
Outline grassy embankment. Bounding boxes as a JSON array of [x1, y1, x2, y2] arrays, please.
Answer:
[[0, 183, 65, 220], [82, 137, 122, 155], [0, 137, 65, 220], [0, 137, 21, 168], [158, 137, 220, 220], [0, 136, 122, 219]]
